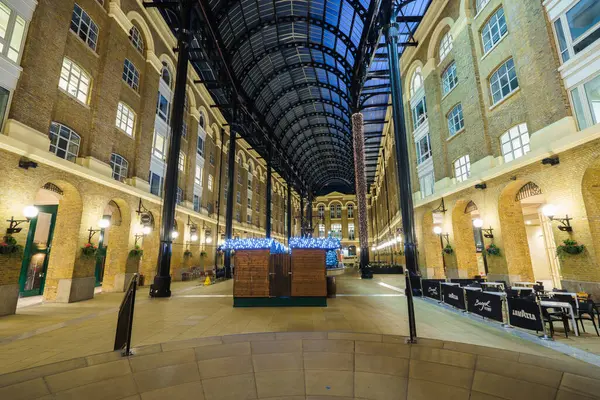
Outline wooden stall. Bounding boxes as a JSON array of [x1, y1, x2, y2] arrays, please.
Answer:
[[233, 249, 270, 298], [291, 249, 327, 297]]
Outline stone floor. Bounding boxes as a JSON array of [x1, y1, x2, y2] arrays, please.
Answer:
[[0, 269, 598, 376], [2, 331, 600, 400]]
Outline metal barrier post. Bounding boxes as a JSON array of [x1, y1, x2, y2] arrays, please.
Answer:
[[114, 274, 138, 356], [537, 299, 553, 341]]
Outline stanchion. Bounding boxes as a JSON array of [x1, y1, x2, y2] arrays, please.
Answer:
[[537, 299, 553, 341]]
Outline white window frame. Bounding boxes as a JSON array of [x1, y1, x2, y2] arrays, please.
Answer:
[[419, 170, 435, 199], [411, 96, 428, 130], [129, 25, 144, 53], [49, 122, 80, 162], [116, 101, 135, 136], [454, 155, 471, 183], [415, 133, 432, 165], [348, 223, 355, 240], [331, 223, 342, 239], [476, 0, 491, 15], [442, 62, 458, 96], [410, 67, 424, 97], [570, 72, 600, 130], [156, 93, 170, 123], [59, 57, 91, 105], [439, 32, 453, 61], [500, 123, 530, 163], [319, 224, 325, 238], [208, 174, 213, 191], [110, 153, 128, 182], [490, 58, 519, 105], [195, 165, 203, 186], [178, 151, 185, 171], [481, 7, 508, 55], [122, 59, 140, 92], [447, 103, 464, 136], [152, 129, 166, 160], [0, 2, 26, 63], [70, 4, 99, 51], [552, 0, 600, 63]]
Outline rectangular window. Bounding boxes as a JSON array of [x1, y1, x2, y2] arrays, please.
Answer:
[[110, 153, 128, 182], [347, 204, 354, 218], [247, 214, 252, 224], [584, 74, 600, 124], [208, 174, 213, 191], [419, 171, 435, 198], [210, 151, 215, 165], [152, 130, 166, 160], [319, 224, 325, 238], [348, 223, 355, 240], [566, 0, 600, 54], [0, 86, 8, 131], [207, 202, 213, 214], [195, 165, 203, 186], [481, 7, 508, 54], [236, 191, 241, 204], [454, 155, 471, 182], [116, 102, 135, 136], [554, 19, 570, 63], [149, 172, 163, 196], [193, 194, 200, 212], [331, 223, 342, 240], [182, 119, 187, 138], [49, 122, 81, 162], [447, 104, 464, 136], [59, 58, 91, 104], [156, 94, 170, 122], [415, 134, 432, 164], [122, 59, 140, 91], [442, 63, 458, 95], [178, 151, 185, 171], [490, 58, 518, 105], [501, 123, 530, 162], [570, 74, 600, 130], [411, 97, 427, 130], [197, 136, 204, 156], [4, 13, 24, 62], [176, 187, 183, 204], [70, 4, 99, 51], [247, 197, 251, 209]]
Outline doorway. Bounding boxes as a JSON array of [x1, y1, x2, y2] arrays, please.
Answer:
[[19, 205, 58, 297]]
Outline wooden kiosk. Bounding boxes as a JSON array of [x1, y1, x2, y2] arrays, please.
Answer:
[[227, 238, 338, 307]]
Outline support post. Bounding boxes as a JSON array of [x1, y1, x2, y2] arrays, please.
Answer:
[[214, 127, 225, 270], [386, 12, 418, 342], [224, 110, 237, 279], [150, 1, 192, 298], [382, 149, 394, 266], [287, 183, 292, 243], [374, 194, 380, 264], [300, 196, 305, 236], [307, 193, 313, 236], [352, 112, 370, 268], [265, 145, 272, 239]]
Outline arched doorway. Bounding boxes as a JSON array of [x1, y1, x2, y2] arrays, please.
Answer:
[[101, 199, 133, 292], [498, 181, 559, 287]]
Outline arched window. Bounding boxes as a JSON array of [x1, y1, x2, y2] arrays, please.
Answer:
[[129, 25, 144, 53], [161, 61, 171, 87], [199, 114, 205, 131], [500, 123, 530, 163], [439, 32, 453, 61], [410, 67, 424, 97], [122, 59, 140, 91], [49, 122, 80, 162], [70, 4, 99, 51], [110, 153, 129, 182], [116, 102, 136, 136], [59, 57, 91, 104]]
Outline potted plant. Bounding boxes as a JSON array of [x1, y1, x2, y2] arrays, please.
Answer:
[[81, 242, 97, 257], [129, 245, 143, 258], [486, 243, 501, 256], [556, 239, 585, 258], [184, 249, 193, 258], [0, 236, 22, 255], [442, 244, 454, 255]]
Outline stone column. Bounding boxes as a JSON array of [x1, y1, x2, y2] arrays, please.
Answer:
[[352, 112, 370, 268]]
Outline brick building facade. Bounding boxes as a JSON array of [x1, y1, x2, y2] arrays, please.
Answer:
[[0, 0, 300, 316], [369, 0, 600, 295]]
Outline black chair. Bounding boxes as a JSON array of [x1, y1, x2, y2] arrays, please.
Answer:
[[505, 289, 519, 298], [552, 293, 581, 335], [575, 300, 600, 336]]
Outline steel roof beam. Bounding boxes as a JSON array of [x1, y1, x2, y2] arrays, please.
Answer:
[[258, 81, 352, 116], [268, 98, 351, 126], [275, 111, 352, 139]]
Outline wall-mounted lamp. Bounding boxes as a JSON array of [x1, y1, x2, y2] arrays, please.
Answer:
[[432, 198, 447, 214], [6, 206, 39, 234], [541, 156, 560, 166], [474, 183, 487, 190], [472, 219, 493, 238], [542, 204, 573, 232], [88, 217, 110, 243], [433, 226, 443, 235], [171, 230, 179, 239]]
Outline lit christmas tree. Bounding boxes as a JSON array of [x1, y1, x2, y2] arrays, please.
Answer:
[[326, 250, 338, 268]]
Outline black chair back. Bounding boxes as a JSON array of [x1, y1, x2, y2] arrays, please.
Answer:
[[553, 293, 578, 312]]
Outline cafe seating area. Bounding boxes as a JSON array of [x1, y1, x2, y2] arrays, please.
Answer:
[[419, 277, 600, 339]]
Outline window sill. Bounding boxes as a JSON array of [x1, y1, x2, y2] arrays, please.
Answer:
[[446, 128, 466, 142], [481, 33, 508, 62], [58, 89, 91, 109], [116, 127, 135, 139], [489, 87, 521, 111], [69, 31, 100, 58]]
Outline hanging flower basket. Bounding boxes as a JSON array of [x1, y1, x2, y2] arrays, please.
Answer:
[[486, 243, 501, 256], [0, 236, 22, 256], [184, 249, 193, 258], [556, 239, 585, 258], [200, 250, 207, 258], [129, 245, 143, 258], [81, 243, 97, 257], [442, 244, 454, 255]]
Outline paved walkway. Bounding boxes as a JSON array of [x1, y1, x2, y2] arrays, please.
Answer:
[[0, 270, 594, 375]]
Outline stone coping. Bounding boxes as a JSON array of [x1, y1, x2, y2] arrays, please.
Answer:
[[1, 331, 600, 399]]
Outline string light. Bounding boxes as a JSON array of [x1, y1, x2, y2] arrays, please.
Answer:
[[289, 237, 341, 250], [220, 238, 287, 254], [352, 113, 369, 255]]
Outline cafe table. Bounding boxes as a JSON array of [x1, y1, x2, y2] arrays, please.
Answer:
[[540, 300, 579, 336], [514, 282, 537, 288]]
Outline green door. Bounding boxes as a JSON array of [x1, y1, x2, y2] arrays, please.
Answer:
[[19, 205, 58, 297], [95, 230, 107, 287]]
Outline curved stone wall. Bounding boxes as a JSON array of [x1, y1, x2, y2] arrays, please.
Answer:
[[0, 331, 599, 399]]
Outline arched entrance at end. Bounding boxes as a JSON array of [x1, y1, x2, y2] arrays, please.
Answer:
[[451, 199, 479, 278]]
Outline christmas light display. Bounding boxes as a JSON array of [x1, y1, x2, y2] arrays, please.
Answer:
[[289, 236, 341, 250], [326, 250, 338, 268], [220, 238, 287, 254], [352, 113, 370, 262]]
